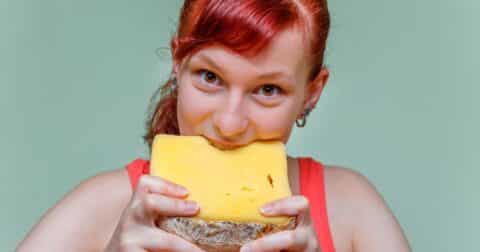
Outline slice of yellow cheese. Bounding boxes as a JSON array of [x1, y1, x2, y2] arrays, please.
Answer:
[[150, 134, 292, 225]]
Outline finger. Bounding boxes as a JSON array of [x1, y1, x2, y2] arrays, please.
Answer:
[[240, 229, 309, 252], [141, 227, 206, 252], [134, 193, 200, 222], [260, 195, 310, 217], [134, 175, 189, 199]]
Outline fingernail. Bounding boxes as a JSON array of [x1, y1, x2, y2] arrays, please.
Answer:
[[240, 245, 252, 252], [260, 204, 272, 214], [178, 187, 189, 195], [185, 202, 199, 212]]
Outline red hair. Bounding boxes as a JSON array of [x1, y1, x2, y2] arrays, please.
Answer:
[[143, 0, 330, 150]]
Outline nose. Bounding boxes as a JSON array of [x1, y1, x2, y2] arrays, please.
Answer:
[[212, 94, 249, 139]]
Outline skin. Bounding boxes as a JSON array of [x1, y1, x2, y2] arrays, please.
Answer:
[[17, 27, 411, 252]]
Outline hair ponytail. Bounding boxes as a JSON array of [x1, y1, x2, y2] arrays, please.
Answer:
[[143, 77, 179, 150]]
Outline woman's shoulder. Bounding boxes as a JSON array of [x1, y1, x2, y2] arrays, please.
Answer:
[[17, 167, 133, 251], [322, 164, 377, 203], [69, 167, 133, 209], [321, 163, 411, 251], [322, 164, 384, 223], [302, 158, 376, 206], [85, 166, 133, 201]]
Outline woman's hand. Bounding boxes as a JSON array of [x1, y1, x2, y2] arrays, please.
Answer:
[[104, 175, 205, 252], [240, 196, 320, 252]]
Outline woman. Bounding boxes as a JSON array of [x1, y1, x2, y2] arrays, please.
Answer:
[[17, 0, 410, 251]]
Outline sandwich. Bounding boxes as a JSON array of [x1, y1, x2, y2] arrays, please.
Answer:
[[150, 134, 296, 252]]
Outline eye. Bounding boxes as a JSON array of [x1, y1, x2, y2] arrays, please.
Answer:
[[198, 69, 220, 86], [256, 84, 283, 97]]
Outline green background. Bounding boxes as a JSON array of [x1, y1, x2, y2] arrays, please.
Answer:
[[1, 0, 478, 251]]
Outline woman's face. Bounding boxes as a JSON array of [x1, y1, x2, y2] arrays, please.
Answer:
[[175, 28, 328, 150]]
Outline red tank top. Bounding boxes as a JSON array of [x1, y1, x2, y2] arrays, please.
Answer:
[[125, 157, 335, 252]]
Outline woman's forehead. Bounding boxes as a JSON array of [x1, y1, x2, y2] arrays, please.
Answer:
[[184, 28, 310, 80]]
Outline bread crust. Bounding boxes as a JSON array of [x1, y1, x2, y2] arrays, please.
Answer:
[[156, 217, 296, 252]]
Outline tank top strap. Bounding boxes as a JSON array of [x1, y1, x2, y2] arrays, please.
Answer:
[[298, 157, 336, 252], [125, 158, 150, 191]]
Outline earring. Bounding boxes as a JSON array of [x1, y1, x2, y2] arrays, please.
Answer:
[[168, 73, 178, 96], [170, 73, 177, 86], [295, 107, 313, 128]]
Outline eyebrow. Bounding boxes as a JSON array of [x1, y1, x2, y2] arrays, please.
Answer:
[[193, 53, 295, 86]]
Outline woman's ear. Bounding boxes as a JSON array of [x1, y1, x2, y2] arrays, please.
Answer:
[[302, 67, 329, 110], [172, 60, 180, 75], [173, 57, 189, 76]]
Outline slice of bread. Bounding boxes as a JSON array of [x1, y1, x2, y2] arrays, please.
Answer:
[[156, 217, 296, 252]]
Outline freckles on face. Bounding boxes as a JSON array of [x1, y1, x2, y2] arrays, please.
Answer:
[[176, 73, 214, 136], [175, 28, 311, 144], [247, 100, 299, 142]]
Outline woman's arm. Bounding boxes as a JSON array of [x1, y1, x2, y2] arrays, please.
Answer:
[[17, 169, 131, 252], [326, 166, 411, 252]]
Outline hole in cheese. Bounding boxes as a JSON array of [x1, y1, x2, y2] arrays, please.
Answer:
[[241, 186, 254, 192], [267, 174, 274, 188]]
